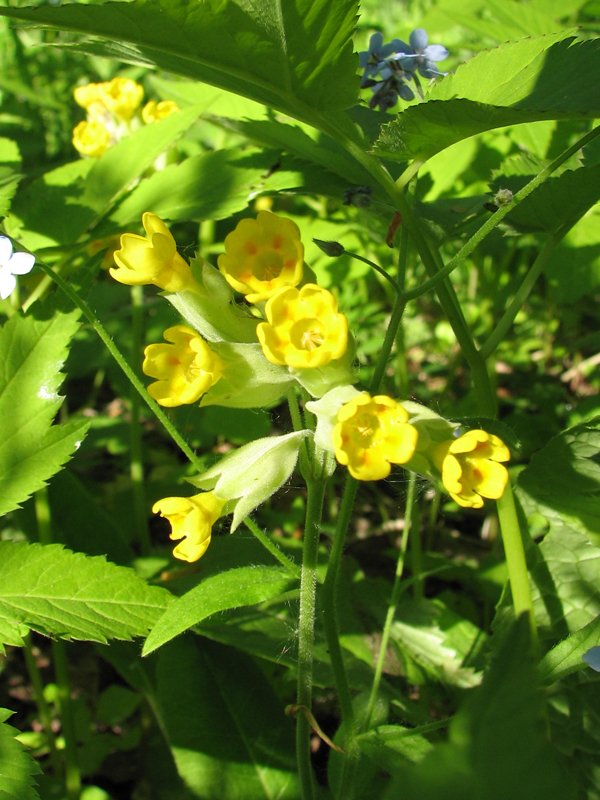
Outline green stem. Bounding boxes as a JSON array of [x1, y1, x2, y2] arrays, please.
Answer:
[[34, 489, 81, 799], [243, 517, 301, 578], [480, 229, 566, 359], [496, 483, 537, 646], [342, 250, 401, 293], [30, 255, 205, 473], [364, 472, 417, 730], [129, 284, 150, 554], [296, 473, 327, 800], [23, 636, 61, 777]]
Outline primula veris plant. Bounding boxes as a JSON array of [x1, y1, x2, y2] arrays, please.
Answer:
[[152, 492, 226, 562], [257, 283, 348, 368], [110, 212, 195, 292], [217, 210, 304, 303], [333, 392, 419, 480], [142, 325, 223, 407], [433, 430, 510, 508]]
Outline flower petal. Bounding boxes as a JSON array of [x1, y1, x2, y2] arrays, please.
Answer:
[[8, 251, 35, 276]]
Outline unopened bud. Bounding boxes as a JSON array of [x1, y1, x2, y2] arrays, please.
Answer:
[[313, 238, 345, 257]]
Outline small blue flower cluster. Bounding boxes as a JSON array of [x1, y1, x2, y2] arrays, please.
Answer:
[[359, 29, 448, 111]]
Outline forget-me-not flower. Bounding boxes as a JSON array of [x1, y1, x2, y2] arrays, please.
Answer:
[[0, 236, 35, 300]]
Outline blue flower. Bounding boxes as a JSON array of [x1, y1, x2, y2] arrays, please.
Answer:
[[407, 28, 449, 78], [358, 32, 411, 82]]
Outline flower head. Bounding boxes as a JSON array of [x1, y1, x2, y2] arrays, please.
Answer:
[[97, 77, 144, 121], [72, 119, 112, 158], [257, 284, 348, 369], [110, 212, 195, 292], [406, 28, 449, 78], [333, 393, 418, 481], [358, 32, 411, 82], [434, 429, 510, 508], [143, 325, 223, 407], [0, 237, 35, 300], [142, 99, 179, 124], [153, 492, 225, 562], [217, 211, 304, 304]]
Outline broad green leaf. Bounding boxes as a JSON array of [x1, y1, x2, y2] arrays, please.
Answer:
[[0, 541, 170, 651], [539, 617, 600, 683], [518, 418, 600, 538], [0, 709, 40, 800], [150, 76, 266, 120], [81, 104, 202, 215], [156, 637, 299, 799], [0, 310, 89, 516], [528, 527, 600, 641], [375, 36, 600, 161], [393, 619, 577, 800], [390, 598, 484, 688], [357, 725, 434, 769], [0, 0, 360, 118], [143, 565, 295, 655], [546, 208, 600, 303], [106, 149, 274, 228]]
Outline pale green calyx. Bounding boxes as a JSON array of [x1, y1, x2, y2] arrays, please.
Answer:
[[305, 384, 362, 453], [189, 431, 310, 531]]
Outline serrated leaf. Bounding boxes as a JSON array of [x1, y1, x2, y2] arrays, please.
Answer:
[[0, 541, 170, 650], [375, 36, 600, 161], [0, 709, 40, 800], [0, 310, 89, 516], [143, 565, 295, 655], [539, 616, 600, 683], [156, 637, 299, 799], [0, 0, 360, 118]]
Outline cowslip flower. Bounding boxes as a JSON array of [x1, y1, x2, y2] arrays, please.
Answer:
[[142, 100, 179, 123], [433, 429, 510, 508], [72, 119, 112, 158], [333, 393, 418, 481], [143, 325, 223, 407], [257, 284, 348, 369], [97, 77, 144, 121], [110, 212, 195, 292], [0, 237, 35, 300], [217, 211, 304, 304], [153, 492, 226, 562]]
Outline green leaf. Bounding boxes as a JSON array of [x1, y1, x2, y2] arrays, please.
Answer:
[[0, 541, 170, 651], [156, 637, 299, 799], [546, 208, 600, 303], [395, 619, 577, 800], [528, 527, 600, 641], [357, 724, 434, 770], [0, 137, 22, 218], [518, 418, 600, 538], [375, 36, 600, 161], [143, 565, 295, 655], [0, 310, 89, 516], [106, 149, 273, 228], [0, 0, 360, 117], [390, 598, 484, 688], [0, 709, 40, 800], [539, 616, 600, 683]]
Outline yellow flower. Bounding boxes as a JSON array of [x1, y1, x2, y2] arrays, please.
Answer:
[[72, 120, 111, 158], [142, 325, 223, 407], [73, 82, 103, 111], [257, 284, 348, 369], [217, 211, 304, 303], [110, 212, 195, 292], [142, 99, 179, 123], [434, 430, 510, 508], [98, 77, 144, 121], [333, 393, 418, 481], [153, 492, 225, 562]]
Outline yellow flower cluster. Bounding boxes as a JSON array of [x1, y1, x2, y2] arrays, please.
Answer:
[[110, 208, 512, 562], [72, 77, 179, 158]]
